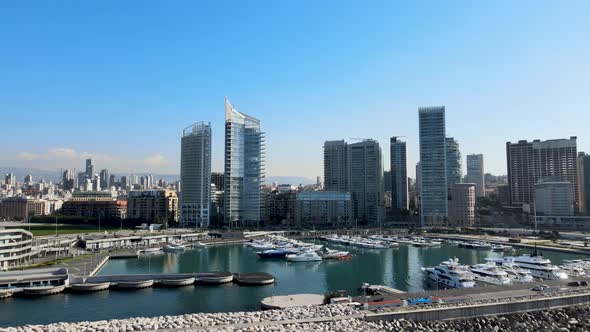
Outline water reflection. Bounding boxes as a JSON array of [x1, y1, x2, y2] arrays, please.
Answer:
[[1, 243, 587, 327]]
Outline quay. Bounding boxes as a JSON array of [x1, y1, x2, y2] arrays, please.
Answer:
[[425, 233, 590, 255]]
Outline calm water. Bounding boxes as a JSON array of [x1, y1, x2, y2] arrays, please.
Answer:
[[1, 242, 587, 327]]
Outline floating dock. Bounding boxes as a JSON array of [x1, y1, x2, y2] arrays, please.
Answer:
[[261, 294, 324, 310], [22, 285, 66, 297], [70, 282, 110, 292], [235, 272, 275, 285]]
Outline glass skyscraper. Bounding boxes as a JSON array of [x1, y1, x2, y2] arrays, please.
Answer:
[[419, 106, 448, 226], [224, 98, 265, 227], [390, 136, 408, 210], [466, 154, 485, 197], [348, 139, 384, 226], [180, 122, 211, 228]]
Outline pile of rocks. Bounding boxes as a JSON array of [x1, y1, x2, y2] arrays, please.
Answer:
[[225, 306, 590, 332], [4, 304, 590, 331], [0, 305, 359, 332]]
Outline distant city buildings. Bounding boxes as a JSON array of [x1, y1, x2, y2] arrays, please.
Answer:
[[224, 98, 265, 227], [418, 106, 448, 226], [448, 183, 476, 227], [534, 179, 574, 216], [445, 137, 462, 189], [506, 137, 579, 211], [466, 154, 485, 198], [180, 122, 212, 228], [390, 136, 408, 211], [578, 152, 590, 216], [323, 140, 349, 192]]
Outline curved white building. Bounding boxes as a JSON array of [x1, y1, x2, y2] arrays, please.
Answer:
[[0, 228, 33, 270]]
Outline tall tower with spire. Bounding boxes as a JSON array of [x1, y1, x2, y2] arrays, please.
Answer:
[[224, 98, 265, 227]]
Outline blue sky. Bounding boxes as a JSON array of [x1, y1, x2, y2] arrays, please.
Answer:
[[1, 1, 589, 179]]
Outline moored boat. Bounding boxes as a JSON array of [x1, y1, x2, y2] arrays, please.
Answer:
[[286, 251, 322, 262], [163, 244, 185, 253], [422, 258, 477, 289]]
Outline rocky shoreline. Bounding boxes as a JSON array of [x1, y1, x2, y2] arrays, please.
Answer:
[[3, 304, 590, 331]]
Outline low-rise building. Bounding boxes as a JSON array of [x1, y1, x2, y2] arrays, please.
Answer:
[[61, 191, 127, 220], [0, 198, 52, 220], [0, 228, 33, 270], [127, 189, 178, 224], [295, 191, 352, 227]]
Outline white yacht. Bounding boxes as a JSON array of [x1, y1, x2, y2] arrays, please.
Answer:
[[163, 244, 185, 253], [486, 259, 534, 283], [469, 263, 512, 285], [492, 244, 513, 252], [422, 258, 477, 289], [286, 251, 322, 262], [560, 261, 587, 277], [501, 251, 568, 280]]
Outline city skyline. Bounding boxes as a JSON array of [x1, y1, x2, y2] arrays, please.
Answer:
[[1, 2, 589, 179]]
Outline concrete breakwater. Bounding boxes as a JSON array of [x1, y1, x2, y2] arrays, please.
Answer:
[[4, 304, 590, 332]]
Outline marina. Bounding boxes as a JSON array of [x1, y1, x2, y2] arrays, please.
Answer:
[[1, 239, 589, 327]]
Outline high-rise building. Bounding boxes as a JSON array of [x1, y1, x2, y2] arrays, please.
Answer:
[[323, 140, 348, 192], [445, 137, 462, 189], [506, 137, 578, 209], [24, 174, 33, 185], [448, 183, 476, 227], [62, 169, 76, 190], [85, 158, 94, 178], [109, 174, 117, 188], [577, 152, 590, 215], [534, 179, 574, 216], [99, 169, 109, 190], [120, 176, 129, 190], [466, 154, 485, 197], [390, 136, 408, 210], [348, 139, 384, 225], [92, 176, 101, 191], [224, 98, 265, 227], [419, 106, 448, 225], [180, 122, 212, 228], [211, 172, 225, 191], [4, 173, 16, 187]]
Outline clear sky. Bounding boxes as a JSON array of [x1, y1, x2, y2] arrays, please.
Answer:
[[1, 1, 589, 179]]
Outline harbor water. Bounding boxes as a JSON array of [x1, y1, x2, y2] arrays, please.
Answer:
[[1, 242, 587, 327]]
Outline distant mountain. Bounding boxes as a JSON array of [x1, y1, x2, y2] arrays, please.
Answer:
[[0, 167, 180, 184], [0, 167, 315, 186], [0, 167, 62, 183]]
